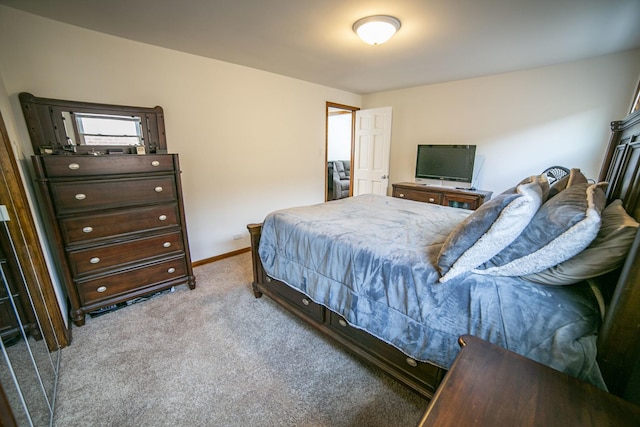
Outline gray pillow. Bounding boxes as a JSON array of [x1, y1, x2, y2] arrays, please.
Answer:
[[474, 181, 607, 277], [437, 175, 546, 283], [523, 199, 638, 285]]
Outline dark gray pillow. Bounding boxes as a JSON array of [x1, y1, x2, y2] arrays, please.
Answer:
[[437, 175, 546, 283], [474, 182, 607, 277], [523, 199, 638, 285]]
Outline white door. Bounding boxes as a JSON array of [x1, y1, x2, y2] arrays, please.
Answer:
[[353, 107, 392, 196]]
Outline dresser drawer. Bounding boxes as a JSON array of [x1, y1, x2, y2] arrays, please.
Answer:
[[40, 154, 175, 177], [68, 231, 184, 277], [77, 256, 188, 305], [51, 176, 177, 214], [60, 203, 180, 245], [394, 187, 443, 204]]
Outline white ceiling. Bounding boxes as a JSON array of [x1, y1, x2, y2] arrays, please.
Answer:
[[2, 0, 640, 94]]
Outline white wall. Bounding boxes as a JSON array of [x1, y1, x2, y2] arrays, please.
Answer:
[[327, 114, 352, 161], [0, 6, 361, 262], [363, 50, 640, 195], [2, 5, 639, 264]]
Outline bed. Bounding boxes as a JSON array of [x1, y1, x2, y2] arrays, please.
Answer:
[[247, 108, 640, 403]]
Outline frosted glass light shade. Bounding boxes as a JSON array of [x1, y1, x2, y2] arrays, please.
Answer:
[[353, 15, 401, 45]]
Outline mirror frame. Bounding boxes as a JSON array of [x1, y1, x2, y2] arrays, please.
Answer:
[[19, 92, 167, 156]]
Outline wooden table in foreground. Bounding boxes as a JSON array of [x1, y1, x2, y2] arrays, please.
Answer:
[[417, 335, 640, 427]]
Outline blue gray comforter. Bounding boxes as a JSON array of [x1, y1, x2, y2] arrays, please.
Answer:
[[258, 194, 604, 387]]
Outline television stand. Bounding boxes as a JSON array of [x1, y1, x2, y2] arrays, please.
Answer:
[[392, 182, 492, 210]]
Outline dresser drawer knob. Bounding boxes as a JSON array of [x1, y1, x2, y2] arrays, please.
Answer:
[[167, 267, 176, 274], [151, 160, 160, 167], [82, 226, 93, 233], [163, 242, 171, 248], [399, 193, 405, 198], [428, 198, 435, 202], [155, 186, 163, 193], [97, 286, 107, 293], [90, 257, 100, 264], [75, 193, 86, 200], [68, 163, 80, 170], [158, 214, 167, 221], [405, 357, 418, 367], [338, 319, 347, 327], [302, 298, 310, 306]]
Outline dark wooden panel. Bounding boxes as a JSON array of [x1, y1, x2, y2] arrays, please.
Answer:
[[418, 336, 640, 427]]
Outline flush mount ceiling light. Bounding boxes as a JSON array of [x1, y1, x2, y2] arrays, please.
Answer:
[[353, 15, 401, 45]]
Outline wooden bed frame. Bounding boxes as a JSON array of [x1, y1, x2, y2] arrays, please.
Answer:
[[248, 108, 640, 403]]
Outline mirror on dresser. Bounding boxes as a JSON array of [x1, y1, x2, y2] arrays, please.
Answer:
[[19, 92, 167, 156], [19, 93, 196, 328]]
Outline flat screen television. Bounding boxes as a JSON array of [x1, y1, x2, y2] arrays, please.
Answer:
[[415, 144, 476, 184]]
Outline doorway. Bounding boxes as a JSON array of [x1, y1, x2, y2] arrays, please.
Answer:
[[326, 102, 359, 202]]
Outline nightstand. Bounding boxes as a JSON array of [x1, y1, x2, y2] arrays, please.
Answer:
[[417, 335, 640, 427]]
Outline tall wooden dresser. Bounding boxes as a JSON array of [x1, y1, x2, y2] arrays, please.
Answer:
[[20, 93, 195, 326], [32, 154, 195, 326]]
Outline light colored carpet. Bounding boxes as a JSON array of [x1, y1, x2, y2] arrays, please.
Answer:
[[53, 252, 426, 426]]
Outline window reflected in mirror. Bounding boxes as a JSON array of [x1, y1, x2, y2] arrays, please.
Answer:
[[61, 112, 143, 146]]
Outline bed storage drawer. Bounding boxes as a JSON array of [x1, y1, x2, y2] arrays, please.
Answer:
[[262, 276, 324, 323], [328, 312, 445, 393]]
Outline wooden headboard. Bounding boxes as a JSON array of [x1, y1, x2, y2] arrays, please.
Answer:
[[596, 108, 640, 403]]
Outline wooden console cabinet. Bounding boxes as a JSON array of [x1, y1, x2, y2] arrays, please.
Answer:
[[32, 154, 195, 326], [392, 182, 491, 210]]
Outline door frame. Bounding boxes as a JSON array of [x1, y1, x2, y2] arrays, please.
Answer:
[[325, 102, 359, 202], [0, 110, 69, 350]]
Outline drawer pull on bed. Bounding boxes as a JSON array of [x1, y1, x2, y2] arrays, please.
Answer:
[[90, 257, 100, 264], [167, 267, 176, 274], [163, 242, 171, 248], [151, 160, 160, 167], [96, 286, 107, 293], [266, 276, 272, 282], [405, 357, 418, 367], [302, 298, 310, 306], [338, 319, 348, 327], [68, 163, 80, 170], [155, 186, 163, 193], [82, 226, 93, 233], [75, 193, 86, 200], [158, 215, 167, 221]]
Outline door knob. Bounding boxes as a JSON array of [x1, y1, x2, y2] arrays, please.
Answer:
[[381, 175, 388, 179]]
